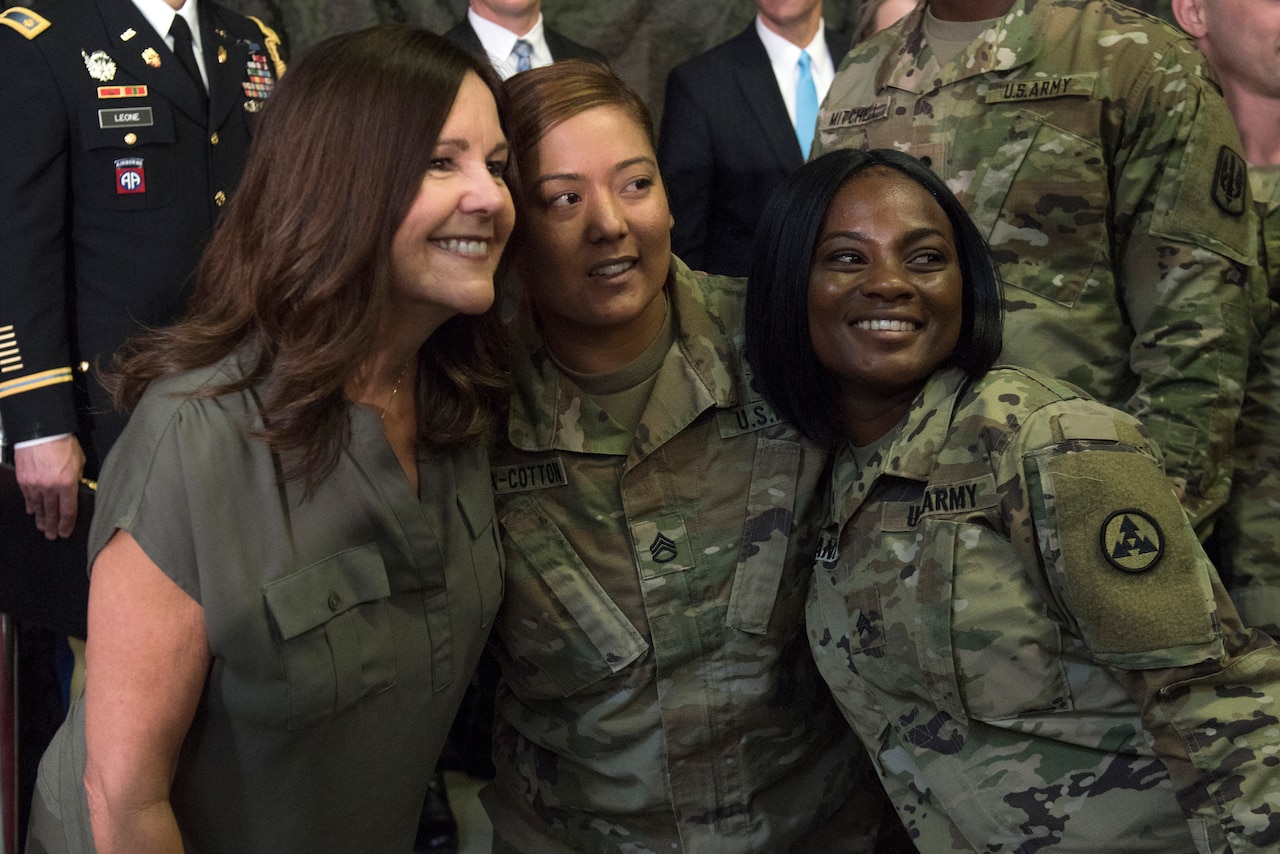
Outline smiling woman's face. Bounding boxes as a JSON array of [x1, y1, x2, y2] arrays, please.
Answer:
[[807, 165, 963, 412], [517, 105, 673, 347]]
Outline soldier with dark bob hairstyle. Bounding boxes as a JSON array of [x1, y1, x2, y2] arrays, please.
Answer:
[[747, 147, 1280, 854], [746, 147, 1003, 446]]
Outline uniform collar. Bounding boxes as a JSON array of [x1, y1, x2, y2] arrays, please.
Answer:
[[826, 366, 971, 526], [874, 0, 1042, 93], [506, 256, 743, 458], [130, 0, 202, 55]]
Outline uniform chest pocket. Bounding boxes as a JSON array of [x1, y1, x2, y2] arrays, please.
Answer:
[[965, 109, 1108, 309], [814, 523, 966, 721], [497, 497, 648, 700], [726, 438, 803, 635], [78, 100, 177, 210], [263, 542, 397, 730]]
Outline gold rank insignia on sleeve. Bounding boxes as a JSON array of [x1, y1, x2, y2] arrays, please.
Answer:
[[1, 6, 50, 39], [0, 366, 74, 399]]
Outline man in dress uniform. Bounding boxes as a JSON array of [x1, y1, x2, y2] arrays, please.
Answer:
[[0, 0, 282, 836], [658, 0, 851, 277], [1174, 0, 1280, 635], [0, 0, 283, 536], [445, 0, 604, 80], [811, 0, 1256, 539]]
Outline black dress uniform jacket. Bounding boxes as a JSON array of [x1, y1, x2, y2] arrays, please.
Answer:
[[0, 0, 282, 472]]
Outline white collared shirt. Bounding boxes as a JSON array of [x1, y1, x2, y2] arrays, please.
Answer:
[[131, 0, 208, 88], [467, 7, 551, 80], [756, 15, 834, 128]]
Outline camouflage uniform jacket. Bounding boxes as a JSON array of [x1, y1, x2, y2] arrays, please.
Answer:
[[809, 365, 1280, 853], [812, 0, 1256, 534], [1214, 165, 1280, 636], [481, 258, 868, 853]]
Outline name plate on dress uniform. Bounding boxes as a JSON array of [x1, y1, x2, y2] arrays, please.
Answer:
[[98, 107, 154, 129]]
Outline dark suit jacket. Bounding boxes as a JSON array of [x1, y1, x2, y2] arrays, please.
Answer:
[[658, 23, 851, 277], [444, 17, 606, 70], [0, 0, 281, 473]]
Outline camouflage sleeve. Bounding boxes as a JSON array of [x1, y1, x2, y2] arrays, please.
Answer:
[[1110, 42, 1255, 536], [1019, 400, 1280, 853]]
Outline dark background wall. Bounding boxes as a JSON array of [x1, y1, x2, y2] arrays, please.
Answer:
[[222, 0, 1177, 126]]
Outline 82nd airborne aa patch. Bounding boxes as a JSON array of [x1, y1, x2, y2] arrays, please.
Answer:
[[1100, 509, 1164, 573], [1212, 145, 1247, 216]]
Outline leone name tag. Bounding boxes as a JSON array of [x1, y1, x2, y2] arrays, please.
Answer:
[[98, 106, 153, 129]]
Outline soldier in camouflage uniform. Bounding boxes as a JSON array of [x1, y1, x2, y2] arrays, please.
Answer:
[[481, 62, 874, 853], [811, 0, 1256, 537], [1173, 0, 1280, 636], [748, 148, 1280, 854]]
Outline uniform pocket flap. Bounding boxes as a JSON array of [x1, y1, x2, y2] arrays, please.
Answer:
[[263, 543, 391, 640]]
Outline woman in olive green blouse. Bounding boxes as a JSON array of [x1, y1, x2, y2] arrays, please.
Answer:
[[28, 26, 512, 854]]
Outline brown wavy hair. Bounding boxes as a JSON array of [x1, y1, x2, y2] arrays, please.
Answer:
[[108, 25, 510, 487]]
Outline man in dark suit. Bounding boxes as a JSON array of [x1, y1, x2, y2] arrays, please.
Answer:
[[445, 0, 604, 80], [0, 0, 281, 838], [659, 0, 850, 277]]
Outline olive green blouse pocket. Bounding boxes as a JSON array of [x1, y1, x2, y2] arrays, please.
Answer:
[[263, 543, 397, 730], [456, 467, 504, 628], [498, 498, 648, 700]]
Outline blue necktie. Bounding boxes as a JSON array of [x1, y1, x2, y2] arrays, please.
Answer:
[[795, 50, 818, 159], [512, 39, 533, 73]]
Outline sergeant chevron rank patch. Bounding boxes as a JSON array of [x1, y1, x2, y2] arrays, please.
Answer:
[[1101, 509, 1164, 573], [648, 532, 678, 564]]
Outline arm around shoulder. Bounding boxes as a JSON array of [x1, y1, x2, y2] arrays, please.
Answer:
[[83, 530, 210, 854]]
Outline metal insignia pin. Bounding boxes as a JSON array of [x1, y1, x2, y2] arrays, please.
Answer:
[[142, 47, 161, 68], [217, 45, 227, 63], [82, 50, 117, 82], [120, 27, 136, 41]]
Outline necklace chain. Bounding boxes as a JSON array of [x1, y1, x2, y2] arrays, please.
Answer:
[[380, 360, 411, 423]]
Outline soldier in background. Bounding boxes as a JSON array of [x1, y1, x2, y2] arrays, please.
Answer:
[[1173, 0, 1280, 636], [812, 0, 1255, 539]]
